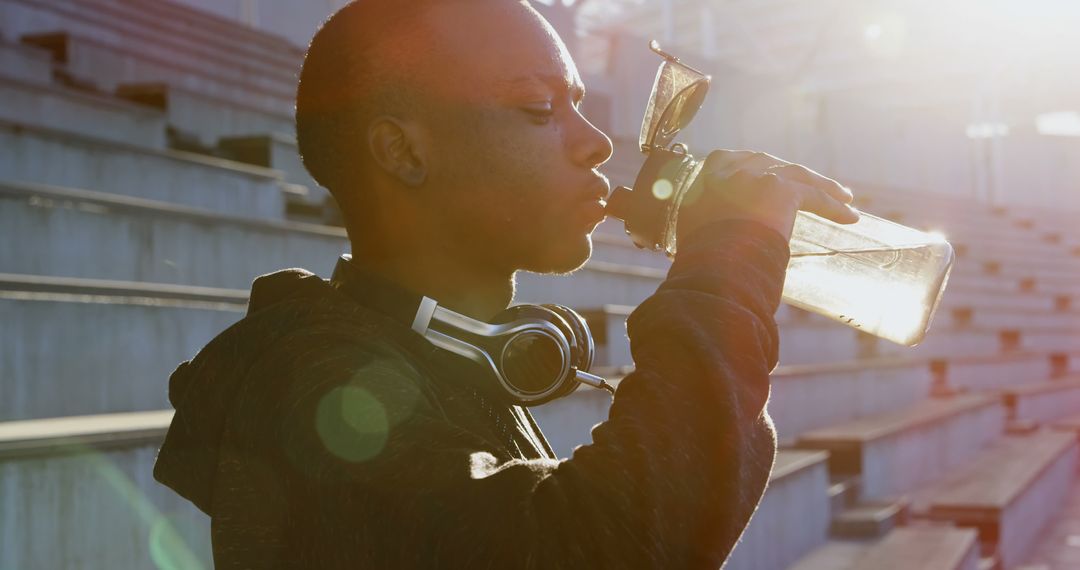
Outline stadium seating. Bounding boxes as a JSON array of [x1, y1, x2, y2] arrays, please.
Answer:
[[0, 411, 210, 569], [116, 83, 294, 148], [0, 76, 166, 148], [2, 1, 1080, 567], [0, 120, 286, 217], [0, 35, 52, 84]]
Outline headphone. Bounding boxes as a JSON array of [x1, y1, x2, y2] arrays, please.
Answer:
[[331, 256, 614, 406]]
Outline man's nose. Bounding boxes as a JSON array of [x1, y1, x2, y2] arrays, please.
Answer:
[[569, 109, 614, 169]]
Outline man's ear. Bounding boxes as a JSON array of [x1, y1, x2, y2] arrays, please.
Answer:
[[367, 116, 427, 187]]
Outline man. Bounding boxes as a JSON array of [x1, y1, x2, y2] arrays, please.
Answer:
[[154, 0, 858, 567]]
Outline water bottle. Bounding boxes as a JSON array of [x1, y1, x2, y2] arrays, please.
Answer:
[[606, 42, 955, 347]]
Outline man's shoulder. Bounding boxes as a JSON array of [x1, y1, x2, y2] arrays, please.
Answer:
[[202, 286, 445, 439], [188, 271, 435, 404], [249, 291, 432, 387]]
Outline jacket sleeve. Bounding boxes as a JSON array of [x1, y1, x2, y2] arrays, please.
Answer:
[[272, 218, 790, 569]]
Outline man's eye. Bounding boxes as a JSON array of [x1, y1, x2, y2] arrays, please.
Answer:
[[523, 104, 554, 124]]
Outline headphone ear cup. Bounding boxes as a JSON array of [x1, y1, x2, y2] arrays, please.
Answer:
[[542, 304, 595, 373], [540, 304, 596, 401], [489, 305, 574, 404]]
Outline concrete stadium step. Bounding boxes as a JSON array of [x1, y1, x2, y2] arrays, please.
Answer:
[[1051, 412, 1080, 437], [1015, 468, 1080, 568], [0, 273, 246, 420], [953, 230, 1079, 258], [63, 0, 302, 69], [0, 120, 287, 218], [956, 245, 1080, 271], [1002, 377, 1080, 426], [947, 261, 1080, 291], [953, 256, 1080, 287], [942, 306, 1080, 330], [16, 29, 292, 116], [0, 35, 52, 84], [216, 134, 339, 224], [764, 348, 1072, 445], [117, 83, 294, 148], [218, 133, 324, 197], [829, 500, 907, 539], [795, 393, 1006, 499], [0, 409, 173, 458], [0, 75, 165, 148], [0, 180, 347, 289], [789, 527, 980, 570], [880, 324, 1080, 361], [945, 268, 1080, 299], [909, 431, 1079, 569], [723, 451, 831, 570], [561, 356, 937, 445], [0, 410, 212, 569], [1017, 275, 1080, 298], [937, 284, 1069, 313], [952, 235, 1078, 266], [0, 0, 301, 74], [955, 240, 1080, 268], [879, 327, 1012, 360], [12, 0, 298, 93], [934, 351, 1077, 393], [828, 475, 862, 519]]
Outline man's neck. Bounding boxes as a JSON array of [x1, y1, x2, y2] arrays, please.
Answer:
[[350, 244, 515, 322]]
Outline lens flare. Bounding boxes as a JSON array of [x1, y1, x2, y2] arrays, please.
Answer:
[[315, 384, 390, 463]]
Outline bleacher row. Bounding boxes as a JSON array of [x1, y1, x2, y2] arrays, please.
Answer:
[[2, 0, 1080, 568]]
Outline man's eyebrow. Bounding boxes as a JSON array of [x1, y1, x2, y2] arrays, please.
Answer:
[[499, 74, 586, 101]]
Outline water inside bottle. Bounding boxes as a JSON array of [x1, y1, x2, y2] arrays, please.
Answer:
[[783, 239, 953, 346]]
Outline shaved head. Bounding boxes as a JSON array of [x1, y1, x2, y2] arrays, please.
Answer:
[[296, 0, 611, 276], [296, 0, 521, 214], [298, 1, 436, 197]]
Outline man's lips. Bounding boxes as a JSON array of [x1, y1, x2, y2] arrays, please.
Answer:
[[576, 197, 607, 225], [583, 175, 611, 205], [568, 175, 610, 226]]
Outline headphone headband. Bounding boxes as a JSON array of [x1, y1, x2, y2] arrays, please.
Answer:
[[331, 256, 612, 406]]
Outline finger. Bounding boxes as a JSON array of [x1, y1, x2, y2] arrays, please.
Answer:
[[733, 151, 791, 173], [791, 178, 861, 225], [767, 163, 854, 204], [704, 150, 790, 177]]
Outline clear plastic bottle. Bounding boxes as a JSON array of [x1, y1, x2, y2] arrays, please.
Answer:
[[607, 41, 956, 347], [778, 211, 953, 346], [609, 173, 955, 346]]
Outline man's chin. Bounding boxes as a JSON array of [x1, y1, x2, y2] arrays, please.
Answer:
[[519, 235, 593, 276]]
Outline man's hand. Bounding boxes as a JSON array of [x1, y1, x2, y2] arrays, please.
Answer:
[[677, 150, 860, 243]]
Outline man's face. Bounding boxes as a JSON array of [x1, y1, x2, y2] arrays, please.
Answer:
[[412, 2, 613, 275]]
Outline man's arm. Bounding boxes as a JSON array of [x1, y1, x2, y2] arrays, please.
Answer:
[[271, 218, 788, 568]]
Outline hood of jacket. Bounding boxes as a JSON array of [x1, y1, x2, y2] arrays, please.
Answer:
[[153, 267, 358, 515]]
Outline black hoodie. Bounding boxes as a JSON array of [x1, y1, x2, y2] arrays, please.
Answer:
[[154, 219, 789, 569]]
